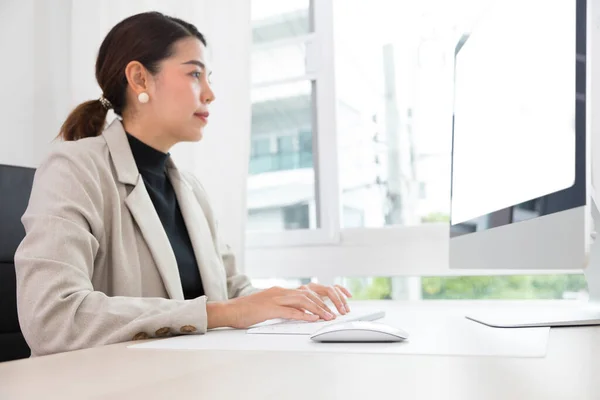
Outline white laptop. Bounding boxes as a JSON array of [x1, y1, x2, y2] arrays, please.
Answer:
[[246, 309, 386, 335]]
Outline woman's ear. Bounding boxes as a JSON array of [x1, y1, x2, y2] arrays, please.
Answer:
[[124, 61, 150, 95]]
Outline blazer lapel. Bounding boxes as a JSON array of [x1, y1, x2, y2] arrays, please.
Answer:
[[125, 178, 184, 300], [168, 168, 227, 301], [102, 119, 184, 300]]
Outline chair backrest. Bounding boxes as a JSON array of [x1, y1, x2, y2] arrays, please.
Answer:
[[0, 164, 35, 362]]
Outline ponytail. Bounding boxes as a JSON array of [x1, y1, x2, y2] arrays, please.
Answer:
[[58, 99, 109, 141]]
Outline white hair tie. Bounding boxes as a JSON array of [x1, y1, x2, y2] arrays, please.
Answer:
[[99, 95, 113, 110]]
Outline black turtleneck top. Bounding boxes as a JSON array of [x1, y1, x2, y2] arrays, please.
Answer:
[[126, 133, 205, 300]]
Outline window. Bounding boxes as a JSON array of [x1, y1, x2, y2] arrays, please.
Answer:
[[247, 81, 318, 235], [249, 137, 272, 175], [247, 1, 326, 242], [283, 203, 310, 230], [252, 0, 311, 44], [337, 275, 588, 301], [333, 1, 454, 229], [247, 0, 586, 301]]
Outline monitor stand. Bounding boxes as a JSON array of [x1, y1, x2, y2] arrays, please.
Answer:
[[466, 204, 600, 328]]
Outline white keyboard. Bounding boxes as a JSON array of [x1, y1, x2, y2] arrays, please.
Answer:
[[246, 309, 386, 335]]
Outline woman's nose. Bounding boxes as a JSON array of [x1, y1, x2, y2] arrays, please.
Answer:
[[202, 86, 215, 104]]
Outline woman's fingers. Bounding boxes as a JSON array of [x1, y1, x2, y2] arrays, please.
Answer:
[[335, 284, 353, 298], [277, 307, 320, 322], [278, 294, 334, 321], [335, 286, 350, 312], [298, 288, 335, 316], [324, 286, 347, 315], [304, 283, 351, 315]]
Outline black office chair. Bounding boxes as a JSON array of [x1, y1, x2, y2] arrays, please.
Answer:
[[0, 164, 34, 362]]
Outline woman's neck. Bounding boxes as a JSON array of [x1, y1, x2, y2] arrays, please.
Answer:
[[121, 118, 174, 153]]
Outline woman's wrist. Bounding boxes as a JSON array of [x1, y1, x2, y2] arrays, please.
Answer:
[[206, 301, 235, 329]]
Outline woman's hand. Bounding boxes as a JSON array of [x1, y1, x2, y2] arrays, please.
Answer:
[[297, 282, 352, 315], [213, 286, 340, 329]]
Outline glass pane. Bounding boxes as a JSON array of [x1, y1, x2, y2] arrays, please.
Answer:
[[333, 0, 486, 228], [251, 42, 307, 85], [252, 0, 311, 44], [421, 275, 588, 300], [247, 81, 318, 232], [336, 275, 588, 301]]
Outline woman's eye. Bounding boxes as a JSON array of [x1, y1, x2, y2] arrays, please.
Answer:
[[191, 71, 202, 79]]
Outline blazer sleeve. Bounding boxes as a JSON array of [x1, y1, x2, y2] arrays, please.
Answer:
[[221, 242, 261, 298], [182, 172, 260, 299], [14, 145, 209, 357]]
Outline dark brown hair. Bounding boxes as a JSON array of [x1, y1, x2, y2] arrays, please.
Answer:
[[59, 12, 206, 141]]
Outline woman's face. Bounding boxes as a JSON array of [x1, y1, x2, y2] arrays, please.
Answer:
[[147, 37, 215, 144]]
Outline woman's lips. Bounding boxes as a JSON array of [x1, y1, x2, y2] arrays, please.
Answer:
[[194, 112, 209, 122]]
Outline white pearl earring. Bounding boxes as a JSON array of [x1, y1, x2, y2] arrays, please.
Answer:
[[138, 92, 149, 104]]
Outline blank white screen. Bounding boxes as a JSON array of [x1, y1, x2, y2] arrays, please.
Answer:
[[451, 0, 576, 225]]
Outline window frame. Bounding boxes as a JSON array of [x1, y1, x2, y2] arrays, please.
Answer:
[[245, 0, 449, 279], [246, 0, 341, 248]]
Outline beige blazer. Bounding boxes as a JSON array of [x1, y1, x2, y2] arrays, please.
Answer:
[[14, 119, 257, 357]]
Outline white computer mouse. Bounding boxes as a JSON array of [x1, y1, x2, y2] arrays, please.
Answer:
[[309, 320, 409, 342]]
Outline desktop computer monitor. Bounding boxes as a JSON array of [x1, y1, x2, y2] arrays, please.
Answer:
[[449, 0, 600, 327]]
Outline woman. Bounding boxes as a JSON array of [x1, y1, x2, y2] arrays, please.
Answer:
[[15, 11, 352, 357]]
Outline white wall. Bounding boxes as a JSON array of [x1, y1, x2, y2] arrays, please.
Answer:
[[34, 0, 72, 163], [0, 0, 71, 167], [192, 0, 252, 270], [0, 0, 35, 167], [0, 0, 252, 271]]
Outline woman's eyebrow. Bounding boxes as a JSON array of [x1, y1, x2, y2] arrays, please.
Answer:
[[181, 60, 206, 69]]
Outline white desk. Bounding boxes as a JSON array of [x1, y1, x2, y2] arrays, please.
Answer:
[[1, 301, 599, 400]]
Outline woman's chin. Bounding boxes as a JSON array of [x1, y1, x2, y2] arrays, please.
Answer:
[[180, 129, 204, 143]]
